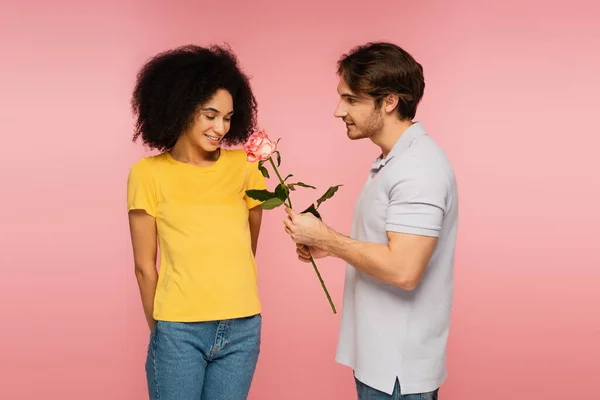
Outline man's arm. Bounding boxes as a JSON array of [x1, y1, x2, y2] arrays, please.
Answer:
[[321, 228, 437, 290], [286, 209, 436, 290], [286, 156, 447, 290]]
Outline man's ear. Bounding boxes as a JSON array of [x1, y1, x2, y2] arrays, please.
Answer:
[[383, 94, 399, 114]]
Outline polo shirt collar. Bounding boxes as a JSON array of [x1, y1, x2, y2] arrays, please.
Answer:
[[371, 122, 428, 172]]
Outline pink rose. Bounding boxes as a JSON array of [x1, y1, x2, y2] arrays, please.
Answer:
[[244, 130, 277, 162]]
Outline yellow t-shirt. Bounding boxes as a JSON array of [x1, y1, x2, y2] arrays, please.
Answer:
[[127, 149, 267, 322]]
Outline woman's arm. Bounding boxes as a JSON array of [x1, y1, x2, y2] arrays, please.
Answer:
[[248, 206, 263, 256], [128, 210, 158, 331]]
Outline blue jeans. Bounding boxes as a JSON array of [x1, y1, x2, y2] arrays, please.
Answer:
[[146, 314, 261, 400], [355, 377, 439, 400]]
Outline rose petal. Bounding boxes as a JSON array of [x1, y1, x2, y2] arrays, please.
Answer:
[[245, 131, 276, 159], [251, 138, 264, 153], [256, 142, 276, 159]]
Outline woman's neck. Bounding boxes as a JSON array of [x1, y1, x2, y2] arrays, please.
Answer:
[[169, 135, 220, 166]]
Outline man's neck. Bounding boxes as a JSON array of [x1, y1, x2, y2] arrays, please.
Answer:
[[372, 119, 414, 158]]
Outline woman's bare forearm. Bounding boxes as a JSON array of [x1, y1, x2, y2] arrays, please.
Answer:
[[135, 265, 158, 331]]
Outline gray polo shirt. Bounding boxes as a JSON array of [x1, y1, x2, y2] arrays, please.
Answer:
[[335, 122, 458, 395]]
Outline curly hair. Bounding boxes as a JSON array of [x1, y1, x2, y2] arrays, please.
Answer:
[[131, 44, 258, 151]]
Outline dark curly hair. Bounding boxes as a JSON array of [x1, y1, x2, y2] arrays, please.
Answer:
[[131, 44, 258, 151]]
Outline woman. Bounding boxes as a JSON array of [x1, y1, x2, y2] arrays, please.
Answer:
[[127, 45, 266, 400]]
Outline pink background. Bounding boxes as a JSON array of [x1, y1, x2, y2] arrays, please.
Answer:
[[1, 0, 599, 399]]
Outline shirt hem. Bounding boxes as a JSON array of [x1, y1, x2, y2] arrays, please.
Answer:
[[128, 205, 156, 218], [386, 223, 440, 237], [154, 307, 261, 323], [337, 359, 446, 396]]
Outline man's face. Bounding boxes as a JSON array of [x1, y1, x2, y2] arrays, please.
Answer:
[[334, 77, 383, 140]]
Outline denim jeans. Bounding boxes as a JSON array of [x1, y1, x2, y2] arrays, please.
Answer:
[[146, 314, 261, 400], [355, 377, 439, 400]]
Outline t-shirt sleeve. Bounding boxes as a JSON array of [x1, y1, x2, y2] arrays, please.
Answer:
[[127, 158, 157, 217], [245, 161, 268, 209], [385, 162, 447, 237]]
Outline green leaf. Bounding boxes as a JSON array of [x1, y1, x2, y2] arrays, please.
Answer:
[[284, 174, 293, 182], [275, 151, 281, 167], [316, 185, 343, 208], [289, 182, 316, 190], [302, 203, 322, 220], [245, 189, 275, 201], [259, 165, 270, 178], [274, 183, 289, 202], [261, 197, 285, 210]]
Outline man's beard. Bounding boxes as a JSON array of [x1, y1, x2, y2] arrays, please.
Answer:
[[347, 109, 383, 140]]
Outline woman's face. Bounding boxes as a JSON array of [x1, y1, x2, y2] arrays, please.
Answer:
[[186, 89, 234, 152]]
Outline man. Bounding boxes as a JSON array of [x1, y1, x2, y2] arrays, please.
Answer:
[[283, 42, 458, 399]]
